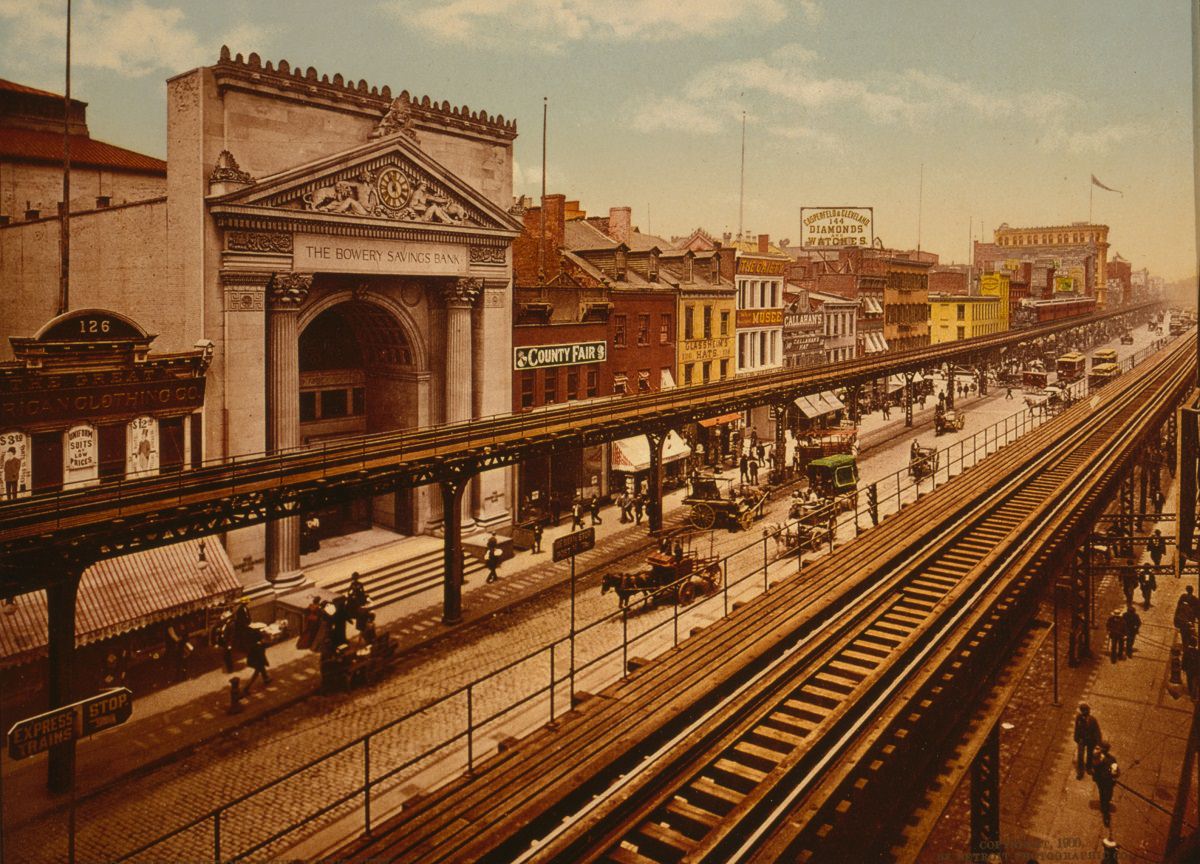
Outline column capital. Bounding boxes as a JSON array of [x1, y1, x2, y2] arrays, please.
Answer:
[[442, 277, 482, 309], [268, 272, 313, 309]]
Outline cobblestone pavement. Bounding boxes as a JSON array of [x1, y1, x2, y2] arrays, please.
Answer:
[[0, 332, 1158, 863]]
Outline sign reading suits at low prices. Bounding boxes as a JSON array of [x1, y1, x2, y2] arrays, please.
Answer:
[[1, 430, 31, 499], [127, 416, 159, 477], [514, 342, 607, 371], [800, 207, 874, 249], [63, 423, 98, 489]]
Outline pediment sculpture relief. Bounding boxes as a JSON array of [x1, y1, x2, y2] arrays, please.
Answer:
[[300, 164, 471, 225]]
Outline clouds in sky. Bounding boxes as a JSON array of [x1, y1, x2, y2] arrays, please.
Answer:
[[0, 0, 264, 81], [398, 0, 792, 50]]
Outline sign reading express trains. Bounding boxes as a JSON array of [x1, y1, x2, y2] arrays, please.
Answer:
[[514, 342, 607, 371], [800, 207, 874, 249]]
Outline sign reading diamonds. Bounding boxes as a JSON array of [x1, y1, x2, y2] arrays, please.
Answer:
[[514, 342, 607, 371]]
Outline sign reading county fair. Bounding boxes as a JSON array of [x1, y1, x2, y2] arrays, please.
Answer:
[[800, 207, 874, 249], [294, 232, 468, 276], [514, 342, 607, 371]]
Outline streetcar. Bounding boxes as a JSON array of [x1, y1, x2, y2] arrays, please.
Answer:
[[1088, 362, 1121, 390], [806, 454, 858, 512], [1055, 352, 1087, 383], [1091, 349, 1118, 368], [1022, 369, 1049, 390]]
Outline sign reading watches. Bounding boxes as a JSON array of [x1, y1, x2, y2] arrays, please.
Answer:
[[293, 233, 468, 276], [514, 342, 607, 371]]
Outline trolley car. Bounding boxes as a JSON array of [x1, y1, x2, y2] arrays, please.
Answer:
[[1088, 362, 1121, 390], [1090, 348, 1118, 368], [1055, 352, 1087, 383]]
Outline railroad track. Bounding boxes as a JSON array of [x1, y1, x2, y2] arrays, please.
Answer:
[[0, 307, 1150, 561], [329, 334, 1191, 864]]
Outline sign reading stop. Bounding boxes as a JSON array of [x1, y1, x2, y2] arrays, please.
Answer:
[[7, 687, 133, 761]]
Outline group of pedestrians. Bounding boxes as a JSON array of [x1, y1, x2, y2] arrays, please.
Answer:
[[569, 495, 604, 529], [614, 492, 646, 525], [1073, 703, 1121, 827], [216, 599, 272, 693]]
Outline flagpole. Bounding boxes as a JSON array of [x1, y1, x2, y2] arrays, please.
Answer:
[[1089, 180, 1093, 223], [58, 0, 71, 316]]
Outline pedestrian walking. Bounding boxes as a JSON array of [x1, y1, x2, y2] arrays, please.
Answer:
[[1073, 702, 1102, 778], [571, 498, 585, 530], [485, 534, 501, 583], [1148, 528, 1167, 568], [882, 402, 891, 420], [297, 596, 323, 651], [750, 428, 758, 451], [1005, 386, 1013, 400], [1106, 608, 1127, 662], [1176, 586, 1198, 649], [755, 442, 765, 463], [1138, 564, 1156, 609], [531, 522, 543, 554], [1123, 604, 1141, 657], [633, 494, 644, 525], [245, 633, 271, 692], [1152, 488, 1166, 515], [1092, 741, 1120, 827], [748, 458, 759, 485], [589, 494, 602, 525], [616, 492, 629, 523], [1184, 644, 1200, 699], [1120, 567, 1138, 607], [739, 453, 749, 483], [549, 493, 562, 527], [347, 572, 370, 631]]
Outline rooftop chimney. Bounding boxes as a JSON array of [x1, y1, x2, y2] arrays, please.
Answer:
[[608, 207, 631, 244], [758, 233, 769, 254]]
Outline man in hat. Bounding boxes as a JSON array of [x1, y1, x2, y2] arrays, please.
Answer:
[[485, 534, 501, 583], [1148, 528, 1167, 568], [1138, 564, 1156, 610], [1092, 740, 1119, 826], [1074, 702, 1102, 778], [1175, 586, 1198, 649], [1106, 608, 1127, 662], [531, 521, 543, 554], [1123, 604, 1142, 657]]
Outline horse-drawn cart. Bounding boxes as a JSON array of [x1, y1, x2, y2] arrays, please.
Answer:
[[684, 474, 767, 531], [934, 408, 965, 436], [909, 442, 939, 481], [601, 548, 722, 608]]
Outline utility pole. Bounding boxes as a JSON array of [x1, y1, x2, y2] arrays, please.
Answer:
[[738, 111, 746, 239], [58, 0, 71, 315], [538, 96, 547, 286], [916, 162, 924, 254]]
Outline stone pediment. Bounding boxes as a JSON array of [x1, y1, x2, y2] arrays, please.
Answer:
[[208, 135, 520, 234]]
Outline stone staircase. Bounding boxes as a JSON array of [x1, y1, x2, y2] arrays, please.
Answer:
[[317, 546, 487, 612]]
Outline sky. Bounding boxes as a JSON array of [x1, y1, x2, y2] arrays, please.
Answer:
[[1, 0, 1195, 280]]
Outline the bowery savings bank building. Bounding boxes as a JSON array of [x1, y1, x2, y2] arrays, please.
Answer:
[[0, 48, 523, 587]]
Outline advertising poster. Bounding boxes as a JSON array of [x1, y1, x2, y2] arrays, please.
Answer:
[[0, 430, 31, 499], [63, 423, 99, 489], [127, 416, 159, 477]]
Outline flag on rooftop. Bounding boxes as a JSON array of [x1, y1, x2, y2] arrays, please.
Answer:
[[1091, 174, 1123, 195]]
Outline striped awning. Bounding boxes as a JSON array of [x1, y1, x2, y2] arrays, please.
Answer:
[[612, 430, 692, 473], [794, 391, 846, 419], [864, 332, 889, 354], [0, 538, 241, 668], [862, 296, 883, 315]]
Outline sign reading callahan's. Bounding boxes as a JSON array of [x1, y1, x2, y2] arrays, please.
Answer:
[[514, 342, 607, 371], [800, 207, 874, 249]]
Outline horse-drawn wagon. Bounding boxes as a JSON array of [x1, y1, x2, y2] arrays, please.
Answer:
[[934, 407, 965, 436], [684, 474, 766, 531], [909, 442, 939, 481], [601, 547, 722, 608]]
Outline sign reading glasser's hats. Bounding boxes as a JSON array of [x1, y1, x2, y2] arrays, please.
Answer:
[[800, 207, 874, 249]]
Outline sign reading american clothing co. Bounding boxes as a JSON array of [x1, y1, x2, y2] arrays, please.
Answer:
[[0, 371, 206, 427], [514, 342, 607, 371], [293, 233, 469, 276]]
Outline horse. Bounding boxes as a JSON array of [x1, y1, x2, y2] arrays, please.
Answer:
[[601, 571, 654, 609]]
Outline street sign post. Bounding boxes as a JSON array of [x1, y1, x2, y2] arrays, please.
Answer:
[[553, 527, 596, 703], [7, 688, 133, 760]]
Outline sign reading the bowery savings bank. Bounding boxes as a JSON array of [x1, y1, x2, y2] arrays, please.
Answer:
[[293, 233, 468, 276], [514, 342, 607, 371], [800, 207, 874, 249]]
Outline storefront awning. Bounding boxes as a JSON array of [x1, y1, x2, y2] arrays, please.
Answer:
[[0, 538, 242, 668], [864, 332, 889, 354], [699, 411, 741, 428], [793, 390, 845, 419], [862, 296, 883, 315], [612, 430, 692, 472]]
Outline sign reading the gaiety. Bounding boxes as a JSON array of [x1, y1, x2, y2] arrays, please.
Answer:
[[800, 207, 874, 249], [736, 257, 788, 277], [294, 233, 469, 276], [514, 342, 607, 371]]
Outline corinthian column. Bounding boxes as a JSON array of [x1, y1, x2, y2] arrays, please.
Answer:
[[266, 272, 311, 585], [442, 277, 480, 530]]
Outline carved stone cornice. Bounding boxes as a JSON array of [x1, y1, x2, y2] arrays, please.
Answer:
[[469, 245, 506, 265], [227, 230, 292, 254], [268, 273, 313, 309], [442, 277, 482, 309], [210, 150, 255, 186], [371, 96, 420, 143]]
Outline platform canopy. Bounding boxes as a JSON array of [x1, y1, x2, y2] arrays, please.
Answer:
[[612, 430, 692, 473]]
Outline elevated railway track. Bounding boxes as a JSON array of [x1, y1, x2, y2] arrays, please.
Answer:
[[331, 332, 1192, 863]]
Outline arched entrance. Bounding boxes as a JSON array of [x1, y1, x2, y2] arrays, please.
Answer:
[[298, 296, 420, 543]]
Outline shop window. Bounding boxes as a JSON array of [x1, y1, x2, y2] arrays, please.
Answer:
[[703, 306, 712, 339], [702, 361, 711, 383], [957, 326, 966, 340], [638, 369, 651, 392], [720, 310, 729, 336], [321, 389, 348, 419], [300, 391, 317, 422], [159, 417, 185, 474], [683, 364, 694, 386], [521, 371, 535, 408], [352, 387, 366, 416], [544, 368, 558, 404], [720, 359, 729, 379], [586, 368, 599, 397], [660, 313, 671, 344], [637, 314, 649, 346], [567, 368, 579, 400], [684, 305, 694, 340], [614, 315, 627, 347], [613, 373, 628, 395], [956, 304, 965, 321]]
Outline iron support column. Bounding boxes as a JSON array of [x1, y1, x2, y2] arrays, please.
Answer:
[[848, 384, 861, 425], [969, 723, 1002, 858], [440, 469, 472, 625], [646, 430, 666, 533], [946, 364, 956, 410], [46, 566, 82, 793], [978, 358, 988, 396], [904, 372, 915, 428]]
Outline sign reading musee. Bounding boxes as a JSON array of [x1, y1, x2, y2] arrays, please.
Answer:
[[293, 233, 468, 276], [800, 207, 874, 249], [514, 342, 607, 371]]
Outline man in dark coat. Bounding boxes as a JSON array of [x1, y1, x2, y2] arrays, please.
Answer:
[[1138, 565, 1156, 610], [531, 522, 543, 554], [1176, 586, 1198, 649], [1123, 604, 1141, 657], [485, 535, 502, 583], [549, 493, 562, 527], [633, 494, 644, 525], [1148, 529, 1167, 568], [1106, 608, 1127, 662], [346, 572, 370, 631], [1092, 741, 1119, 826], [739, 453, 749, 483], [1120, 567, 1138, 607], [245, 632, 271, 692], [1073, 702, 1102, 778], [589, 495, 602, 525]]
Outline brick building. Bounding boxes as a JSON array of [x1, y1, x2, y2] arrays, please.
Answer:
[[990, 222, 1110, 306], [928, 294, 1003, 344]]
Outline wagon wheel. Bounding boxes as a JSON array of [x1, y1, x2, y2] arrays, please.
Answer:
[[705, 562, 722, 588], [677, 580, 696, 606], [690, 503, 717, 530]]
